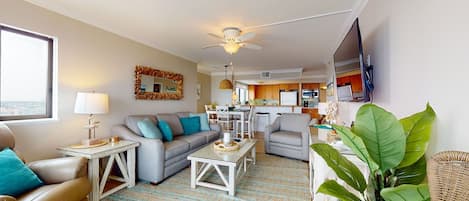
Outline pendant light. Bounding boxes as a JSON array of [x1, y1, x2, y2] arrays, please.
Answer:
[[219, 64, 233, 90]]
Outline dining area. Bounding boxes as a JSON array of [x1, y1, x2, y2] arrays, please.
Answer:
[[204, 105, 305, 139], [205, 105, 254, 139]]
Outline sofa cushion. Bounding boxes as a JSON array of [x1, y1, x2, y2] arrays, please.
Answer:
[[189, 113, 210, 131], [137, 118, 162, 139], [158, 120, 173, 142], [164, 140, 189, 160], [157, 113, 184, 136], [270, 131, 302, 146], [0, 148, 44, 196], [197, 131, 220, 142], [279, 114, 310, 133], [175, 135, 206, 150], [125, 115, 157, 136], [180, 116, 200, 135]]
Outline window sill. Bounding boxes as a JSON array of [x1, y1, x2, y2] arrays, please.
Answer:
[[2, 117, 59, 126]]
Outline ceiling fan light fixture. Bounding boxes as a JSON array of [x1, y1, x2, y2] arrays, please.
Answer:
[[223, 42, 240, 54]]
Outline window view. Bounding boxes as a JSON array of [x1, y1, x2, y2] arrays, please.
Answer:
[[0, 26, 53, 120], [235, 87, 248, 105]]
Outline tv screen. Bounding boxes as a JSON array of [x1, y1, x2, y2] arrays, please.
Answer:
[[333, 18, 372, 102]]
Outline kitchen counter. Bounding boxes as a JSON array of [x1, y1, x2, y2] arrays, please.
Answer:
[[251, 105, 303, 132]]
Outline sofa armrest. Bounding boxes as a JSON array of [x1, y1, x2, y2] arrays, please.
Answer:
[[28, 157, 87, 184], [0, 195, 16, 201], [30, 177, 91, 201], [112, 125, 165, 183], [264, 118, 280, 153], [209, 123, 221, 134]]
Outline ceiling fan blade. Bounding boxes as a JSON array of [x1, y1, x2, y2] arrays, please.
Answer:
[[237, 32, 256, 42], [201, 43, 224, 49], [240, 43, 262, 50], [208, 33, 224, 40]]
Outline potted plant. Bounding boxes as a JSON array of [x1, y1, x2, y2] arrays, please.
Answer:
[[311, 103, 435, 201]]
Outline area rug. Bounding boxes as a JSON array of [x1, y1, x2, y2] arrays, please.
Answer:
[[104, 153, 311, 201]]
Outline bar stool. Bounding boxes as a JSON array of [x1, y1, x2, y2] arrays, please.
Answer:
[[235, 106, 254, 139], [255, 112, 270, 133]]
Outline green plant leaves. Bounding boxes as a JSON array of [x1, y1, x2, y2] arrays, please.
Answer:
[[395, 156, 426, 185], [317, 180, 361, 201], [352, 104, 406, 172], [311, 143, 367, 192], [381, 184, 430, 201], [398, 104, 436, 168], [333, 125, 379, 172]]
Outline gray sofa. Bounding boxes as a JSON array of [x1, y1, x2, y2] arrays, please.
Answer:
[[264, 113, 311, 161], [111, 112, 221, 184]]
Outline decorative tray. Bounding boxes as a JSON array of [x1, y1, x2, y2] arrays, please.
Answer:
[[213, 140, 240, 152]]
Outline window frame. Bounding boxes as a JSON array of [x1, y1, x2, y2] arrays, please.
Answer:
[[0, 25, 53, 121]]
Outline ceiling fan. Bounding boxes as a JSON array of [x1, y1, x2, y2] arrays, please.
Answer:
[[202, 27, 262, 54], [202, 9, 353, 55]]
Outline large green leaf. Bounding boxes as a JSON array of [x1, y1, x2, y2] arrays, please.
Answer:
[[333, 125, 379, 172], [398, 104, 436, 168], [395, 156, 426, 185], [317, 180, 361, 201], [381, 184, 430, 201], [352, 104, 406, 172], [311, 143, 367, 192]]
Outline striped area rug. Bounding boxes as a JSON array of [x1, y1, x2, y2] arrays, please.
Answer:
[[104, 154, 311, 201]]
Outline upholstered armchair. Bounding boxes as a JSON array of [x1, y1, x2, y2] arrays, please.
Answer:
[[0, 124, 91, 201], [264, 113, 311, 161]]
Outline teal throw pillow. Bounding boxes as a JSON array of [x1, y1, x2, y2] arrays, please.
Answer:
[[158, 120, 173, 142], [0, 148, 43, 196], [189, 113, 210, 131], [137, 118, 163, 139], [180, 116, 201, 135]]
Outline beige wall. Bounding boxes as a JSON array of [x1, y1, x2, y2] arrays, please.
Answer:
[[197, 72, 211, 113], [0, 0, 197, 161], [337, 0, 469, 154]]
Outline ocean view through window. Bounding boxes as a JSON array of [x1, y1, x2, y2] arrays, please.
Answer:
[[0, 25, 53, 121]]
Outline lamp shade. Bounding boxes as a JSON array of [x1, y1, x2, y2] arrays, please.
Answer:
[[219, 79, 233, 90], [74, 92, 109, 114]]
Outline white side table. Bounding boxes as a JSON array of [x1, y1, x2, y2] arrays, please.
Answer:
[[57, 140, 139, 201]]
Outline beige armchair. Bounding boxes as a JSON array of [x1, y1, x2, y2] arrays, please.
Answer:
[[0, 124, 91, 201]]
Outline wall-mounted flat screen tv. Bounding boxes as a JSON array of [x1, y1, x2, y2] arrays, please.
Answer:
[[334, 18, 372, 102]]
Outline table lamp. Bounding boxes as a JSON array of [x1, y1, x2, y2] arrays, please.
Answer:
[[74, 92, 109, 146]]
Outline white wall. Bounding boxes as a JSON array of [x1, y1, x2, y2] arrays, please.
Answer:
[[337, 0, 469, 154], [0, 0, 197, 161]]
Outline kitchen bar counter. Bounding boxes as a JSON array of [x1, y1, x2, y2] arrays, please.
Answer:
[[252, 105, 303, 132]]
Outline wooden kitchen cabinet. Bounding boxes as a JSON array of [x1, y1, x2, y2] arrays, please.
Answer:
[[252, 84, 283, 100], [302, 108, 320, 119], [248, 85, 255, 100], [302, 83, 319, 89]]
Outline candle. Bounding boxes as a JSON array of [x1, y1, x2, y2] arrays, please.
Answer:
[[223, 132, 231, 146]]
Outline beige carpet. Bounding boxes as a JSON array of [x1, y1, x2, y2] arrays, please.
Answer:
[[104, 153, 311, 201]]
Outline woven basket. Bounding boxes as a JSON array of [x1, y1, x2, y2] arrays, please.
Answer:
[[428, 151, 469, 201]]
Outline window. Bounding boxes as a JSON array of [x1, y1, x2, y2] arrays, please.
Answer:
[[0, 25, 53, 121], [235, 87, 248, 105]]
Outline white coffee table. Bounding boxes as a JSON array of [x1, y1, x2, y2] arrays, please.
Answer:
[[187, 139, 257, 196]]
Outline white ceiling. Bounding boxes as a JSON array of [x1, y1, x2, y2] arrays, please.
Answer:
[[26, 0, 364, 74]]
